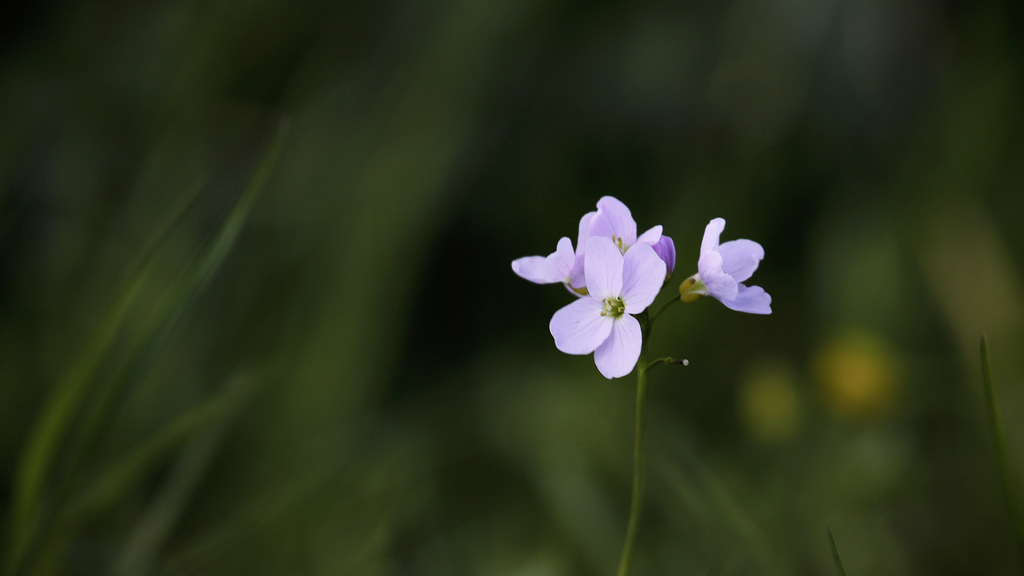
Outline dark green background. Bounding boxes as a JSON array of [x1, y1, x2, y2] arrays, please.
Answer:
[[2, 0, 1023, 574]]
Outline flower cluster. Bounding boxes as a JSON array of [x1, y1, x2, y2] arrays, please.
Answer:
[[513, 197, 770, 379]]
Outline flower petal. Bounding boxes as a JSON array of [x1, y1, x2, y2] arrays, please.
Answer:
[[594, 315, 642, 378], [553, 237, 576, 277], [696, 248, 721, 279], [700, 218, 725, 256], [576, 211, 595, 250], [717, 239, 763, 283], [511, 256, 558, 283], [651, 235, 675, 275], [584, 236, 623, 299], [567, 264, 587, 292], [590, 196, 638, 245], [698, 251, 738, 301], [554, 237, 587, 295], [635, 225, 663, 248], [620, 244, 666, 314], [720, 284, 772, 314], [568, 212, 594, 288], [549, 297, 613, 354], [511, 236, 581, 285]]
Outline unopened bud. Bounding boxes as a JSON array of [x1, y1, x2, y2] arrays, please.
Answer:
[[679, 276, 703, 302], [680, 291, 703, 303]]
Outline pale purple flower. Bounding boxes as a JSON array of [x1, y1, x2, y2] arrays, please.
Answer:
[[684, 218, 771, 314], [511, 237, 576, 285], [511, 196, 660, 295], [589, 196, 662, 255], [511, 213, 593, 294], [549, 236, 666, 379]]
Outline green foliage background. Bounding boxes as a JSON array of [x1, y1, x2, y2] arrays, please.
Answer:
[[1, 0, 1023, 574]]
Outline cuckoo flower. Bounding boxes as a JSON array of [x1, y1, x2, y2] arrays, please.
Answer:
[[549, 236, 666, 379], [680, 218, 771, 314], [511, 213, 593, 294], [511, 237, 576, 285], [555, 196, 661, 290], [589, 196, 662, 255], [512, 195, 662, 295]]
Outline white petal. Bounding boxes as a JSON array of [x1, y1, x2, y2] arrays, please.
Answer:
[[584, 236, 623, 299], [565, 212, 593, 290], [594, 316, 642, 379], [552, 237, 576, 279], [721, 284, 772, 314], [620, 244, 666, 313], [549, 297, 613, 354], [700, 218, 725, 256], [512, 256, 559, 283], [566, 269, 587, 293], [635, 225, 663, 248], [699, 251, 738, 301], [697, 249, 723, 279], [590, 196, 638, 245], [717, 239, 763, 283], [576, 212, 595, 250]]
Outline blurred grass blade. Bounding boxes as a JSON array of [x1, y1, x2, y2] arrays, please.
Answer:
[[68, 119, 287, 458], [980, 334, 1024, 568], [661, 454, 784, 574], [3, 181, 204, 574], [110, 372, 257, 576], [60, 373, 257, 529], [4, 122, 288, 576], [827, 527, 847, 576], [114, 424, 229, 576]]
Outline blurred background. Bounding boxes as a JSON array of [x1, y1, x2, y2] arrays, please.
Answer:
[[1, 0, 1023, 574]]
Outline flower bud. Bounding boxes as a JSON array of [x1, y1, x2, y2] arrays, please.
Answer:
[[652, 235, 675, 281], [678, 276, 703, 302]]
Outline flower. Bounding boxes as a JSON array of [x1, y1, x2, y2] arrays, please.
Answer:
[[511, 236, 576, 285], [589, 196, 662, 255], [511, 214, 592, 294], [549, 236, 666, 378], [511, 196, 661, 295], [680, 218, 771, 314]]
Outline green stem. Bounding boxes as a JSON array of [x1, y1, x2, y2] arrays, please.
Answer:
[[617, 319, 650, 576], [647, 357, 687, 372], [648, 295, 678, 324], [980, 334, 1024, 569]]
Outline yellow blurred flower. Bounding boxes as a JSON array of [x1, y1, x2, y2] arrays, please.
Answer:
[[814, 329, 900, 418]]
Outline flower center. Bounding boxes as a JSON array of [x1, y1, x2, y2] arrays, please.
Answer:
[[611, 235, 627, 254], [601, 296, 626, 319]]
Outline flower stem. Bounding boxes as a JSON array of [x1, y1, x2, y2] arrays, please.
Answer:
[[647, 356, 687, 372], [617, 343, 649, 576], [649, 295, 678, 323]]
